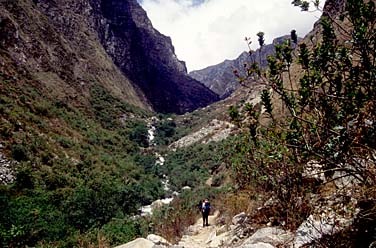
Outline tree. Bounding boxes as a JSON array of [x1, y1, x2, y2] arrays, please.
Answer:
[[290, 29, 298, 44], [231, 0, 376, 231], [256, 32, 265, 47]]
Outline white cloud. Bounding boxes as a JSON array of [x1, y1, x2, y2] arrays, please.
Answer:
[[141, 0, 323, 71]]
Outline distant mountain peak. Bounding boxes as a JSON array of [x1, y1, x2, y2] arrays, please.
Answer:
[[189, 35, 295, 98]]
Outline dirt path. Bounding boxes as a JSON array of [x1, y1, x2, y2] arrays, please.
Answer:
[[177, 211, 225, 248]]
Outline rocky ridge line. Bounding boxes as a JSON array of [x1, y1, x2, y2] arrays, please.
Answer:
[[189, 35, 296, 99]]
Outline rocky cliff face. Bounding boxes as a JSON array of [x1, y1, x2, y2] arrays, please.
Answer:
[[0, 0, 218, 114], [189, 36, 293, 99], [90, 0, 219, 114], [0, 0, 149, 111]]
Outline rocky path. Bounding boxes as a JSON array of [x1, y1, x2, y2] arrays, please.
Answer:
[[115, 211, 227, 248], [177, 210, 221, 248]]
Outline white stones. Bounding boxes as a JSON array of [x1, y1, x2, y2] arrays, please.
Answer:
[[161, 176, 170, 191], [208, 231, 230, 248], [148, 125, 156, 144], [160, 198, 174, 205], [147, 123, 157, 146], [0, 152, 16, 185], [139, 198, 174, 216], [182, 186, 191, 190], [155, 154, 165, 166], [146, 116, 159, 146], [332, 166, 361, 189], [303, 160, 326, 182], [294, 214, 335, 247], [139, 205, 153, 216]]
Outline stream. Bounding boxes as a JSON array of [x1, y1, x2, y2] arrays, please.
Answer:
[[139, 119, 175, 216]]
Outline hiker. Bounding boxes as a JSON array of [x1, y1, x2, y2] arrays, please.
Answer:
[[202, 199, 211, 227]]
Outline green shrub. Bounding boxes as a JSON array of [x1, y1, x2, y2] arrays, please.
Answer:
[[11, 144, 29, 162], [162, 140, 235, 191], [56, 136, 75, 148], [155, 120, 176, 145], [134, 154, 156, 173], [128, 121, 149, 148], [14, 164, 34, 190], [100, 218, 148, 246], [34, 100, 52, 117], [231, 0, 376, 231]]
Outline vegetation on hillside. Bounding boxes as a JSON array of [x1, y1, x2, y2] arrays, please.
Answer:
[[0, 66, 166, 247], [0, 62, 230, 247], [230, 0, 375, 245]]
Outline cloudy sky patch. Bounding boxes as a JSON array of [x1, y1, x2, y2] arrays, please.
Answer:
[[140, 0, 323, 71]]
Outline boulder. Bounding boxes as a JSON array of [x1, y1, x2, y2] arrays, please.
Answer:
[[209, 231, 231, 248], [114, 238, 154, 248], [232, 212, 248, 225], [293, 189, 360, 247], [293, 214, 334, 247], [242, 227, 293, 246], [147, 234, 171, 246]]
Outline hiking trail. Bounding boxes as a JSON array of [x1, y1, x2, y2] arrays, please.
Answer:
[[177, 210, 225, 248]]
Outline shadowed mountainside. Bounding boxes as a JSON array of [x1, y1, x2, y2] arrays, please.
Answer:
[[90, 0, 219, 114], [0, 0, 218, 114]]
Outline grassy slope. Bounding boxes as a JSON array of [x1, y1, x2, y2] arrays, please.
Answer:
[[0, 0, 149, 111], [0, 41, 165, 246], [0, 4, 158, 244]]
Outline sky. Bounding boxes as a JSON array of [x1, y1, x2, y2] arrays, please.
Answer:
[[139, 0, 323, 72]]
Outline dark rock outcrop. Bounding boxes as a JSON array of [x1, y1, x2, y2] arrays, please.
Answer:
[[90, 0, 219, 114], [1, 0, 218, 114], [189, 36, 297, 99]]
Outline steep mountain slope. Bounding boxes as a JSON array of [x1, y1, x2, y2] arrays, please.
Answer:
[[0, 0, 149, 111], [189, 36, 293, 98], [1, 0, 218, 115], [90, 0, 219, 114]]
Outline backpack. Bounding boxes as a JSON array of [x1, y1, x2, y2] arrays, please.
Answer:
[[203, 202, 210, 212]]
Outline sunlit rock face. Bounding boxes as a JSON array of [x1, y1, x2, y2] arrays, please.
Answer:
[[189, 35, 294, 99]]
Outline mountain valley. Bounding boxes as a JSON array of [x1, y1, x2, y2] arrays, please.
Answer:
[[1, 0, 375, 247]]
